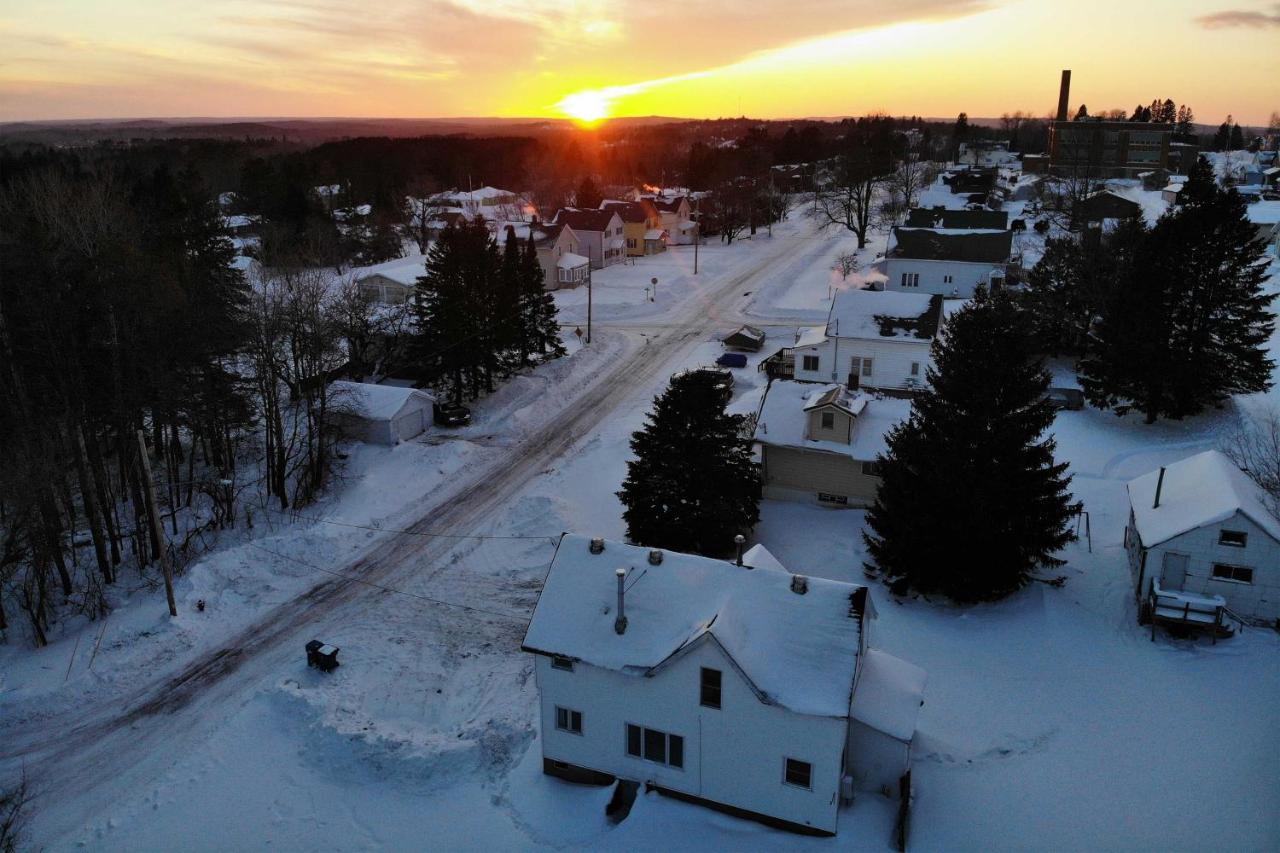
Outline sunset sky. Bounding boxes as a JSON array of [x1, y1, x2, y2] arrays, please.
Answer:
[[1, 0, 1277, 124]]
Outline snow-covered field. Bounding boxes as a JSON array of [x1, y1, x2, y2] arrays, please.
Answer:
[[3, 195, 1280, 851]]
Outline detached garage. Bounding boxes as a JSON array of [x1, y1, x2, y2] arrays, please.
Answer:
[[331, 381, 434, 446]]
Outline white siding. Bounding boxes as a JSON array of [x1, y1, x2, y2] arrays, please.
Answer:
[[792, 337, 931, 390], [884, 258, 1002, 298], [1134, 511, 1280, 621], [534, 640, 848, 834], [761, 445, 879, 507]]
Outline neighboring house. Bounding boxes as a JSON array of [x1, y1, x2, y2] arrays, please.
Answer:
[[601, 201, 666, 256], [1077, 190, 1141, 222], [790, 290, 948, 391], [1245, 201, 1280, 255], [354, 255, 428, 305], [957, 141, 1017, 168], [884, 228, 1013, 297], [553, 208, 625, 269], [1125, 451, 1280, 628], [650, 196, 694, 243], [531, 222, 589, 290], [222, 213, 260, 236], [754, 380, 911, 507], [942, 169, 997, 195], [521, 534, 926, 837], [330, 381, 434, 445], [903, 208, 1008, 229], [722, 325, 767, 352], [1161, 182, 1185, 204]]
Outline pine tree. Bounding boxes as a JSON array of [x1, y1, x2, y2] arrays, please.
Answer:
[[618, 370, 760, 555], [952, 113, 969, 159], [1214, 117, 1232, 151], [495, 227, 524, 373], [1080, 158, 1274, 421], [575, 176, 603, 209], [520, 234, 564, 363], [1175, 104, 1195, 137], [1074, 104, 1089, 120], [864, 288, 1074, 601], [1229, 122, 1245, 150]]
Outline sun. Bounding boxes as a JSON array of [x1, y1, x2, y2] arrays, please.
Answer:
[[558, 90, 611, 125]]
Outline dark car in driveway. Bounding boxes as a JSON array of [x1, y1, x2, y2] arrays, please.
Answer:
[[433, 400, 472, 426], [1044, 387, 1085, 411]]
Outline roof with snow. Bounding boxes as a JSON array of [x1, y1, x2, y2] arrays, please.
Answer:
[[904, 208, 1008, 229], [888, 228, 1013, 263], [741, 543, 787, 573], [1126, 450, 1280, 548], [1245, 201, 1280, 226], [828, 290, 943, 341], [557, 252, 589, 269], [554, 207, 621, 233], [330, 381, 434, 421], [523, 534, 870, 718], [754, 380, 911, 461], [600, 200, 649, 223], [353, 254, 428, 287], [850, 648, 927, 743]]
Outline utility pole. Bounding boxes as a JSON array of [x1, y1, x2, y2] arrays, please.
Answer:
[[586, 249, 593, 345], [693, 222, 699, 275], [137, 429, 177, 617]]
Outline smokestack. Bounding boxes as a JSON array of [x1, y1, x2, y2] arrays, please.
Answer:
[[734, 534, 746, 567], [614, 568, 628, 635], [1056, 70, 1072, 122], [1152, 467, 1166, 509]]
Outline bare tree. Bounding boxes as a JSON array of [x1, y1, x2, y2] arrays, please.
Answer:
[[815, 147, 888, 248], [835, 252, 859, 280], [0, 770, 31, 853], [1222, 406, 1280, 516]]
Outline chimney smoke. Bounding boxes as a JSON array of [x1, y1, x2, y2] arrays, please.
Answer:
[[1056, 69, 1072, 122]]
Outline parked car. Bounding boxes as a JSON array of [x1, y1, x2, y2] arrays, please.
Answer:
[[433, 400, 472, 426], [1044, 387, 1084, 410], [715, 352, 748, 369]]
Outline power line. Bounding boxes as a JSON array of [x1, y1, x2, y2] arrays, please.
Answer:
[[262, 507, 559, 543], [246, 542, 532, 623]]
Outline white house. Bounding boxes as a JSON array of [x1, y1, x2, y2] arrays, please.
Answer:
[[553, 208, 625, 269], [790, 290, 955, 391], [883, 227, 1012, 298], [330, 381, 434, 445], [1125, 451, 1280, 627], [354, 255, 428, 305], [754, 381, 911, 507], [1245, 200, 1280, 256], [522, 534, 926, 837]]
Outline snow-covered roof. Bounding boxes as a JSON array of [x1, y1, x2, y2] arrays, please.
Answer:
[[223, 214, 258, 229], [754, 380, 911, 460], [644, 228, 666, 240], [557, 252, 589, 269], [828, 289, 942, 341], [850, 648, 927, 742], [794, 326, 827, 348], [1126, 451, 1280, 548], [353, 254, 428, 287], [330, 381, 433, 421], [1164, 183, 1185, 193], [522, 534, 869, 718], [1245, 201, 1280, 226], [741, 543, 787, 573]]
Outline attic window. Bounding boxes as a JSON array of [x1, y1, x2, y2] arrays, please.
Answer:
[[784, 758, 812, 790], [552, 656, 574, 672], [700, 668, 722, 710], [820, 412, 835, 430], [1218, 530, 1247, 548]]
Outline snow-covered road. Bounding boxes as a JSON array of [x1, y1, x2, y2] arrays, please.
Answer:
[[1, 219, 831, 848]]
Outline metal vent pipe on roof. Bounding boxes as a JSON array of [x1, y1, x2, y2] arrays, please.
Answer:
[[734, 534, 746, 567], [1153, 467, 1166, 509], [614, 568, 628, 635]]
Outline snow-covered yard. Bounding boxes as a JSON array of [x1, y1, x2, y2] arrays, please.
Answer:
[[4, 205, 1279, 851]]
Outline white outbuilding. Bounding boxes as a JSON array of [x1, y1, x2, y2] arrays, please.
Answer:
[[330, 381, 435, 446], [1125, 450, 1280, 627], [522, 534, 926, 837]]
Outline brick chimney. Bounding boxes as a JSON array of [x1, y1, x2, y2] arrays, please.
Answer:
[[1056, 70, 1072, 122]]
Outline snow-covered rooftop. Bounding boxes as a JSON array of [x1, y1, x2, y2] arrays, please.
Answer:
[[741, 543, 787, 573], [1126, 450, 1280, 548], [828, 289, 941, 341], [850, 648, 927, 742], [522, 534, 869, 718], [353, 254, 428, 287], [557, 252, 589, 269], [1245, 201, 1280, 226], [330, 381, 433, 421], [754, 380, 911, 460]]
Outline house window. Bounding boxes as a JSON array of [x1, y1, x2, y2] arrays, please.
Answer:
[[852, 357, 873, 377], [700, 668, 722, 709], [802, 355, 820, 372], [861, 461, 881, 477], [551, 656, 574, 671], [555, 707, 583, 734], [1218, 530, 1247, 547], [817, 492, 848, 505], [626, 238, 637, 249], [910, 362, 920, 376], [1211, 564, 1254, 584], [820, 412, 835, 429], [900, 272, 919, 288], [784, 758, 812, 789], [626, 724, 684, 768], [943, 274, 953, 284]]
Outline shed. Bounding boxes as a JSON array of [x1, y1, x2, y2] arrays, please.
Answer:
[[331, 380, 435, 445], [722, 325, 767, 352]]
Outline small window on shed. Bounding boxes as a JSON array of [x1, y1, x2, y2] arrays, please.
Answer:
[[1211, 564, 1254, 584], [861, 461, 882, 477], [1218, 530, 1247, 548], [784, 758, 812, 789], [551, 656, 574, 671], [802, 355, 820, 372], [820, 411, 835, 430]]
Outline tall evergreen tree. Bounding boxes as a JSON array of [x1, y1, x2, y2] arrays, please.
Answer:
[[864, 288, 1075, 601], [575, 176, 603, 209], [1213, 117, 1232, 151], [619, 370, 760, 555], [1229, 122, 1245, 151], [1080, 158, 1274, 421], [520, 234, 565, 362]]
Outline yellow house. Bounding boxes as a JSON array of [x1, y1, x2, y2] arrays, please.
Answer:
[[601, 200, 667, 257]]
